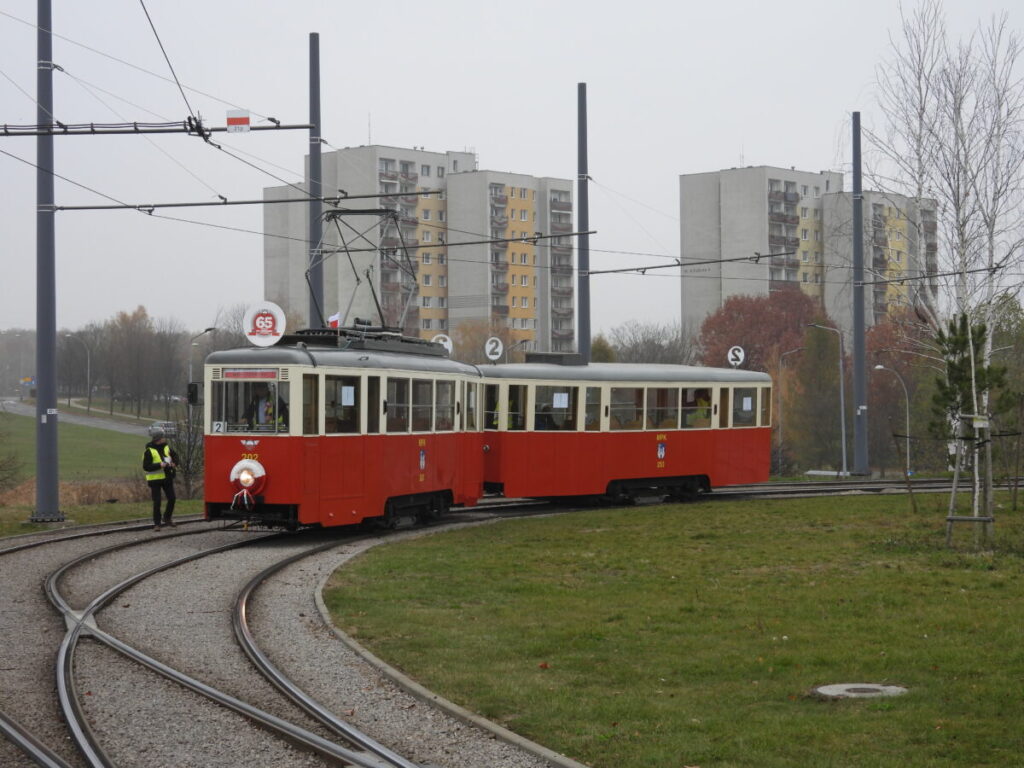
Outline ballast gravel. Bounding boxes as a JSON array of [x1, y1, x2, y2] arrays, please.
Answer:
[[2, 522, 583, 767]]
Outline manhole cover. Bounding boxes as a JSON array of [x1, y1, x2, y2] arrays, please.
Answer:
[[813, 683, 908, 699]]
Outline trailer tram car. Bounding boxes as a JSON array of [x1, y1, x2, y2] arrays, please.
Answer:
[[201, 328, 771, 529]]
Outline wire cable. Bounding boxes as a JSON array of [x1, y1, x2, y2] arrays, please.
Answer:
[[138, 0, 196, 120]]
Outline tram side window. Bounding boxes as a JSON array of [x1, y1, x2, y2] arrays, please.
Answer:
[[610, 387, 643, 430], [719, 388, 730, 429], [508, 384, 527, 430], [411, 379, 433, 431], [761, 386, 772, 427], [367, 377, 380, 434], [435, 380, 454, 431], [465, 382, 478, 431], [484, 384, 499, 429], [386, 377, 410, 432], [302, 375, 319, 435], [733, 387, 757, 426], [681, 387, 712, 428], [585, 387, 601, 431], [646, 387, 679, 429], [534, 385, 577, 430], [211, 380, 289, 434], [326, 375, 360, 434]]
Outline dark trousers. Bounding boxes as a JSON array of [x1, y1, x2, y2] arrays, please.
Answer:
[[148, 477, 176, 524]]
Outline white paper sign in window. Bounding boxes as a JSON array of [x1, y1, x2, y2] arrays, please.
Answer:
[[743, 396, 753, 411], [341, 386, 355, 406], [553, 392, 569, 409]]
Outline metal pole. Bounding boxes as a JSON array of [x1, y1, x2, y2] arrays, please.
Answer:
[[576, 83, 591, 364], [187, 328, 215, 427], [875, 365, 910, 476], [33, 0, 62, 522], [810, 324, 847, 477], [308, 32, 323, 329], [852, 111, 868, 475], [778, 347, 802, 475]]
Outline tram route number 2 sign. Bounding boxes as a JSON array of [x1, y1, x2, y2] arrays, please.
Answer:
[[727, 346, 745, 368]]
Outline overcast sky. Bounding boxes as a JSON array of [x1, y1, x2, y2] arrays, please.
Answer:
[[0, 0, 1017, 336]]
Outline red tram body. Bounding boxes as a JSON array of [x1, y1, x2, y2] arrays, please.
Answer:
[[202, 330, 770, 529]]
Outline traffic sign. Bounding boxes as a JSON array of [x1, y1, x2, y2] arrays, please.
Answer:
[[485, 336, 503, 362], [431, 334, 453, 355], [727, 346, 745, 368]]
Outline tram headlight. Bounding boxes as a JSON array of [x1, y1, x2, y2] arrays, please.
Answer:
[[229, 459, 267, 496]]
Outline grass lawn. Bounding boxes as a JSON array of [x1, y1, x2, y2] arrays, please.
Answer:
[[0, 411, 201, 536], [324, 495, 1024, 767]]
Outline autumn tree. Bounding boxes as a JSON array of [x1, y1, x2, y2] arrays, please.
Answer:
[[450, 318, 518, 365], [788, 324, 846, 472], [697, 290, 822, 372], [591, 334, 615, 362]]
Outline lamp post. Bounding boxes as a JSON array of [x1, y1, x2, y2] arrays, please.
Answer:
[[808, 324, 848, 477], [63, 334, 91, 414], [874, 364, 910, 476], [504, 338, 529, 363], [777, 347, 802, 475], [188, 327, 216, 425]]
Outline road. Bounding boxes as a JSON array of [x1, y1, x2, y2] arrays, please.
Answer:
[[1, 399, 151, 436]]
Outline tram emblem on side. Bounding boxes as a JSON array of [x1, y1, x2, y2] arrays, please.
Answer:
[[657, 442, 666, 460]]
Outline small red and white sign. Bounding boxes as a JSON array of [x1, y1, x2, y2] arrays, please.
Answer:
[[242, 302, 286, 347], [226, 109, 250, 133]]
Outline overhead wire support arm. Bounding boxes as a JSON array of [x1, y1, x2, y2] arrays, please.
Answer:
[[51, 190, 444, 212], [586, 250, 782, 277], [0, 121, 313, 136]]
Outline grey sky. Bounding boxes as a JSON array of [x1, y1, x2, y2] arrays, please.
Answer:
[[0, 0, 1017, 335]]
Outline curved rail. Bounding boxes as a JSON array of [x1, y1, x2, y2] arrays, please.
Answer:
[[45, 530, 394, 768], [234, 538, 422, 768], [0, 708, 74, 768]]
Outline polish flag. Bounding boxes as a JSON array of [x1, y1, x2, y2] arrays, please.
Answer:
[[328, 313, 341, 328]]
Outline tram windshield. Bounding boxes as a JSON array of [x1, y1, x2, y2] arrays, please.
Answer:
[[210, 379, 290, 434]]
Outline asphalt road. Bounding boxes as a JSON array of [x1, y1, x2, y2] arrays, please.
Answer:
[[1, 399, 151, 436]]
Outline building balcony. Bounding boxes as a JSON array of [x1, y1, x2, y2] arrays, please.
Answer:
[[551, 263, 573, 276], [490, 192, 508, 205], [771, 256, 800, 270], [784, 191, 800, 203], [492, 239, 508, 250], [552, 306, 573, 318], [552, 329, 574, 340], [490, 304, 509, 316], [491, 214, 508, 227], [550, 220, 572, 233], [550, 198, 572, 211], [380, 235, 400, 249], [401, 193, 419, 205], [551, 286, 573, 297], [400, 170, 418, 183], [768, 190, 785, 201], [379, 169, 398, 181], [768, 235, 800, 249], [492, 282, 509, 294], [922, 219, 937, 234], [551, 243, 572, 254], [490, 260, 509, 273]]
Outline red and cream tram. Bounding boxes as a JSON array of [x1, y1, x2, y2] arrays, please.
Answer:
[[201, 328, 771, 529]]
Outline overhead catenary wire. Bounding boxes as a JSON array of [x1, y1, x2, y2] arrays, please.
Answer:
[[137, 0, 196, 120]]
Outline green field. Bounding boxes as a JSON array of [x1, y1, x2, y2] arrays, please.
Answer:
[[324, 497, 1024, 767], [0, 411, 200, 535]]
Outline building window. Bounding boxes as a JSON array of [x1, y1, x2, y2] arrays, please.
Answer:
[[422, 296, 432, 308], [438, 254, 446, 265], [522, 275, 528, 286], [801, 185, 808, 196], [800, 207, 808, 218], [422, 318, 432, 330], [520, 209, 528, 221], [802, 272, 808, 282], [422, 209, 431, 221], [439, 275, 447, 287], [439, 319, 447, 330], [422, 231, 433, 243], [511, 296, 518, 307], [420, 164, 430, 177], [438, 297, 446, 308], [814, 186, 821, 198], [825, 179, 831, 192], [802, 250, 809, 262], [438, 211, 446, 222], [801, 229, 808, 240], [814, 231, 821, 242], [815, 252, 822, 263], [896, 251, 903, 262], [520, 188, 528, 199], [422, 253, 431, 265], [452, 160, 459, 172], [437, 167, 444, 177], [423, 274, 432, 286]]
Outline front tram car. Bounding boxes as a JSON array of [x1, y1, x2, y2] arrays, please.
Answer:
[[202, 328, 485, 529]]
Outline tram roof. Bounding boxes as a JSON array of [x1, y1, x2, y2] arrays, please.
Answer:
[[479, 362, 771, 384], [207, 346, 770, 384]]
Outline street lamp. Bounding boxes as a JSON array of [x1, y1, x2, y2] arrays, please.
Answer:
[[808, 323, 848, 478], [64, 334, 91, 414], [777, 347, 802, 475], [504, 338, 529, 363], [874, 364, 911, 476], [188, 327, 216, 425]]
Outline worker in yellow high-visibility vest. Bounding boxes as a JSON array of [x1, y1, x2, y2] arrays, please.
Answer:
[[142, 427, 179, 530]]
